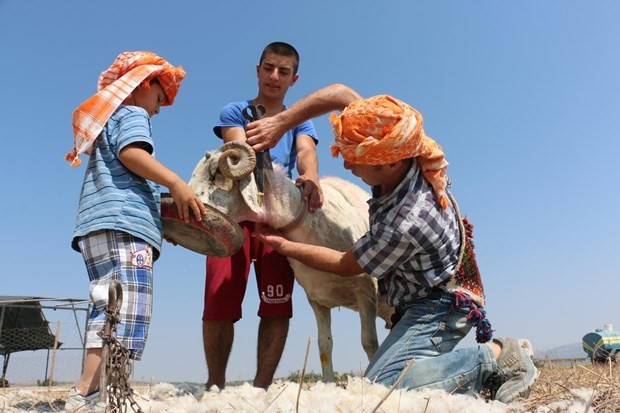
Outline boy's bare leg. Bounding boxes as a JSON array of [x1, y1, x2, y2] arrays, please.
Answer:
[[76, 348, 102, 394], [203, 320, 234, 389], [253, 316, 289, 389]]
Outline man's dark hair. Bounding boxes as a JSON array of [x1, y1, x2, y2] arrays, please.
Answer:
[[259, 42, 300, 75]]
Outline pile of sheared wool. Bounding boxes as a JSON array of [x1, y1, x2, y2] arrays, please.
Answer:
[[0, 378, 592, 412], [142, 378, 510, 413]]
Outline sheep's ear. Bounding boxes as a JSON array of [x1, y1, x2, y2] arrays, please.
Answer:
[[238, 173, 263, 214]]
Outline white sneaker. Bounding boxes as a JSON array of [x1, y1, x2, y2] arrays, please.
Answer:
[[489, 338, 539, 403], [65, 387, 106, 412]]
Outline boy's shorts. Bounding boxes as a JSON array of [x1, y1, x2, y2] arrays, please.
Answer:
[[77, 229, 154, 360], [203, 221, 294, 321]]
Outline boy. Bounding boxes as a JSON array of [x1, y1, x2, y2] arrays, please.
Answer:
[[65, 51, 206, 411], [202, 42, 322, 391]]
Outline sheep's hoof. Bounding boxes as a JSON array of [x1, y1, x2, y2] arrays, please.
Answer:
[[161, 193, 245, 257]]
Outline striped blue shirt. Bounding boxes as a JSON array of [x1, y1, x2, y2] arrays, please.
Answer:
[[72, 106, 162, 259]]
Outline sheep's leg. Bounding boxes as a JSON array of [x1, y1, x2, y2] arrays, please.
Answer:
[[307, 297, 335, 382], [358, 293, 380, 361]]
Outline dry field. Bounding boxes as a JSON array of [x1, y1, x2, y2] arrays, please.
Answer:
[[518, 360, 620, 412]]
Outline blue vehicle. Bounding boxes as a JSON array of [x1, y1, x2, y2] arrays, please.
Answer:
[[582, 327, 620, 363]]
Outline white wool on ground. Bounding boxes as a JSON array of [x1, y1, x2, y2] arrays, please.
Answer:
[[143, 378, 510, 413], [527, 387, 593, 413], [2, 378, 596, 413], [0, 389, 52, 412]]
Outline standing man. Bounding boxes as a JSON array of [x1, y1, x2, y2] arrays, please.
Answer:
[[248, 84, 538, 403], [202, 42, 323, 391]]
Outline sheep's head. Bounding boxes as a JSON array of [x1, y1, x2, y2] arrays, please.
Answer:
[[189, 141, 268, 221], [161, 142, 260, 258]]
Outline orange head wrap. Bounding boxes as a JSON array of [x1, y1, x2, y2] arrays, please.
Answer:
[[329, 95, 449, 208], [65, 51, 186, 167]]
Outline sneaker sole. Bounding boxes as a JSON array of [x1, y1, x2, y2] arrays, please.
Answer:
[[517, 339, 538, 398]]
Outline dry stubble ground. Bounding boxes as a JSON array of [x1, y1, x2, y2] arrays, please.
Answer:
[[518, 360, 620, 412]]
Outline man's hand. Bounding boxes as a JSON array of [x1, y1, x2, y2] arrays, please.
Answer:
[[245, 117, 287, 152], [169, 180, 207, 223], [255, 222, 363, 276], [296, 175, 323, 213], [253, 223, 289, 252]]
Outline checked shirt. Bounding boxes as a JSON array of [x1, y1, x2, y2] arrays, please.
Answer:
[[352, 160, 460, 308]]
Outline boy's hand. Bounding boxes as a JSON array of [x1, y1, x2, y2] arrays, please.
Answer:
[[295, 175, 323, 213], [169, 180, 207, 223]]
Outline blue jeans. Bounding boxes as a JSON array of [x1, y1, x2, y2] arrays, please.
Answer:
[[365, 290, 497, 396]]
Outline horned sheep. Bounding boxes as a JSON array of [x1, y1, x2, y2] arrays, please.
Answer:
[[188, 141, 393, 382]]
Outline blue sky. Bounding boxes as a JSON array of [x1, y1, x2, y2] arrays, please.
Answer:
[[1, 1, 618, 383]]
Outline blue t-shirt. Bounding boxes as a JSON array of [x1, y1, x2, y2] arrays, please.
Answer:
[[213, 100, 317, 177], [72, 105, 162, 259]]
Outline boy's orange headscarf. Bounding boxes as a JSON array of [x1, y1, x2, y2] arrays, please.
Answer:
[[329, 95, 449, 208], [65, 51, 186, 167]]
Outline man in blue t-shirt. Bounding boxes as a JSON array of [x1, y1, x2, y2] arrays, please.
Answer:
[[202, 42, 322, 391]]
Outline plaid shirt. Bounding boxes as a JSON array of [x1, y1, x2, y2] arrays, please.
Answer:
[[352, 160, 460, 307]]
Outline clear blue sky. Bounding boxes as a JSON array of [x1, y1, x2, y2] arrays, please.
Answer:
[[1, 1, 618, 383]]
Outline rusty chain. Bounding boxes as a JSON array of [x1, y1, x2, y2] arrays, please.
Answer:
[[97, 281, 144, 413]]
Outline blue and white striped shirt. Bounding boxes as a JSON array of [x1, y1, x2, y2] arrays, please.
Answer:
[[72, 106, 162, 259], [352, 160, 460, 307]]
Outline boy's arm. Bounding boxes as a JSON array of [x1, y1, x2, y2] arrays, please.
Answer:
[[245, 84, 363, 152], [295, 135, 323, 212], [219, 126, 247, 143], [119, 143, 206, 222]]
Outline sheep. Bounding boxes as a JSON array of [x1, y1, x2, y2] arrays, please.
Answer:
[[188, 141, 394, 382]]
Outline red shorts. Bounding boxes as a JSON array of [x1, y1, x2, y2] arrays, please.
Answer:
[[202, 222, 294, 321]]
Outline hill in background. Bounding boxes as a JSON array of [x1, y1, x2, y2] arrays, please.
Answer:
[[534, 342, 587, 360]]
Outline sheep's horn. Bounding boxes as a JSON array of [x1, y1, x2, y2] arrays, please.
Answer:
[[218, 141, 256, 180]]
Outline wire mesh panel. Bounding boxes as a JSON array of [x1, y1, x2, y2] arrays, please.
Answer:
[[0, 297, 89, 387]]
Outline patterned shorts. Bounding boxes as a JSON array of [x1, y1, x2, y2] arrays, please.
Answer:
[[77, 230, 154, 360]]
